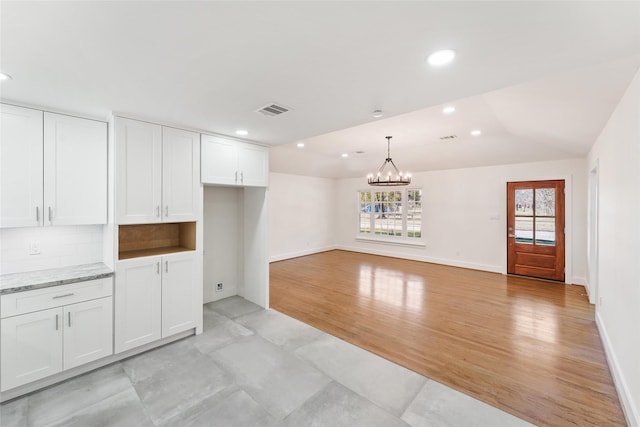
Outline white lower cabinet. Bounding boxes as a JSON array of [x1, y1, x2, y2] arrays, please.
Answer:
[[0, 279, 113, 392], [115, 252, 197, 354], [63, 298, 113, 370], [0, 308, 62, 391]]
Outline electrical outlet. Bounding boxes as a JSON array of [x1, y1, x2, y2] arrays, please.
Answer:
[[216, 282, 223, 292], [28, 241, 41, 255]]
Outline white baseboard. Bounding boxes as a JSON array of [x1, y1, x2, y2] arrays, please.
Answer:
[[572, 276, 587, 287], [596, 311, 639, 427], [269, 245, 337, 263], [335, 244, 503, 274]]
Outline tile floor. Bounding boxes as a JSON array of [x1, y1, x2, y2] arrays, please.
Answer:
[[0, 297, 533, 426]]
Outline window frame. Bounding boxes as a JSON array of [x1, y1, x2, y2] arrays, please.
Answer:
[[356, 187, 424, 246]]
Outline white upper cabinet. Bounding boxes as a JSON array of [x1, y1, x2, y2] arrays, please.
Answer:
[[0, 104, 43, 228], [238, 143, 269, 187], [44, 112, 107, 226], [115, 117, 162, 224], [201, 134, 268, 187], [162, 127, 200, 222], [0, 104, 107, 228], [201, 136, 237, 186], [116, 117, 198, 224]]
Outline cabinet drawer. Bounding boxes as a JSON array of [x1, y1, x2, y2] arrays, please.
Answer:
[[1, 278, 113, 318]]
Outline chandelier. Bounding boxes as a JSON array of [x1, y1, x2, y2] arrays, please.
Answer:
[[367, 136, 411, 186]]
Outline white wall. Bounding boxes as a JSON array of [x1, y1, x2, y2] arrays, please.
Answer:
[[203, 186, 242, 303], [0, 225, 104, 274], [588, 67, 640, 427], [268, 173, 336, 261], [242, 187, 269, 308], [333, 158, 588, 284]]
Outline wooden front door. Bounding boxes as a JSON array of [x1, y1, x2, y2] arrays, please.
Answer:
[[507, 180, 565, 281]]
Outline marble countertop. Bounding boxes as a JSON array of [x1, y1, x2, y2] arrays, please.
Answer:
[[0, 263, 114, 295]]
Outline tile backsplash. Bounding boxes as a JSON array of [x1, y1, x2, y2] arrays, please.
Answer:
[[0, 225, 104, 274]]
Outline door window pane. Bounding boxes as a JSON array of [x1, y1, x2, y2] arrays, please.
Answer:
[[535, 217, 556, 245], [515, 189, 533, 216], [515, 217, 533, 244], [535, 188, 555, 216]]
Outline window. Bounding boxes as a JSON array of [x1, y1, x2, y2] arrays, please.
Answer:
[[358, 188, 422, 240], [515, 187, 556, 245]]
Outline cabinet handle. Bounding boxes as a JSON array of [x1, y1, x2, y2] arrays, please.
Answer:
[[165, 260, 169, 273], [156, 262, 160, 274], [36, 206, 40, 222], [48, 206, 53, 223], [241, 172, 244, 184], [156, 206, 160, 218], [68, 312, 71, 328], [55, 314, 59, 330], [165, 206, 169, 217], [53, 293, 74, 299], [235, 171, 238, 184]]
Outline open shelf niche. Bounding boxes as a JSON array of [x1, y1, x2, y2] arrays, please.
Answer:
[[118, 222, 196, 260]]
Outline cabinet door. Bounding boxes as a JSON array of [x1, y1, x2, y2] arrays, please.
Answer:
[[162, 127, 199, 222], [63, 297, 113, 370], [0, 104, 43, 228], [114, 257, 162, 353], [116, 117, 162, 224], [43, 112, 107, 226], [162, 252, 197, 337], [1, 307, 63, 391], [238, 143, 269, 187], [201, 135, 238, 186]]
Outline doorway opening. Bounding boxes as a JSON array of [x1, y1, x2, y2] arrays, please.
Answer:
[[588, 166, 599, 304]]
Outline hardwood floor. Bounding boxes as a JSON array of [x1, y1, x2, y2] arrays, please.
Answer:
[[269, 250, 626, 427]]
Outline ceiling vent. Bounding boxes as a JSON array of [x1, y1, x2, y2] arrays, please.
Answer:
[[256, 103, 290, 117], [439, 135, 458, 140]]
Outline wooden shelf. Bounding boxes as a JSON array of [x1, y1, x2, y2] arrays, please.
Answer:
[[118, 222, 196, 260], [118, 246, 195, 260]]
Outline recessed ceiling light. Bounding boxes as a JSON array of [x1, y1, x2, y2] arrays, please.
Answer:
[[471, 129, 482, 136], [427, 49, 456, 67], [296, 142, 305, 148], [341, 153, 349, 158], [0, 72, 13, 81], [235, 130, 248, 136], [442, 106, 456, 114], [372, 110, 384, 118]]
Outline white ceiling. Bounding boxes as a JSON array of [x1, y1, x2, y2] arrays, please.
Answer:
[[2, 1, 639, 178]]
